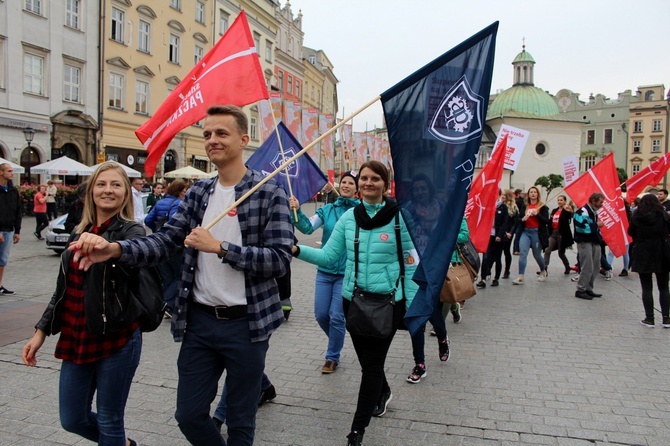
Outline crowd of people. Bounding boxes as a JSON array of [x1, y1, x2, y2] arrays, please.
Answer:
[[1, 103, 668, 446]]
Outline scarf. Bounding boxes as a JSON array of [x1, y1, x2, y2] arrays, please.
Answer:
[[354, 197, 399, 230]]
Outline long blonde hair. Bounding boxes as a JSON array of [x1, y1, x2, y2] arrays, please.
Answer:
[[525, 186, 545, 209], [77, 162, 134, 233], [503, 189, 518, 216]]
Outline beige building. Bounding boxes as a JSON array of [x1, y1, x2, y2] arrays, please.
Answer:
[[628, 85, 669, 187], [100, 0, 214, 177]]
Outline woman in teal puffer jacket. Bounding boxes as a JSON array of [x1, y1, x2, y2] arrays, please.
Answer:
[[289, 171, 359, 374], [294, 161, 418, 446]]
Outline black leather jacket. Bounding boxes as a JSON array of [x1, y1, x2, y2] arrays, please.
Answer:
[[36, 217, 146, 336]]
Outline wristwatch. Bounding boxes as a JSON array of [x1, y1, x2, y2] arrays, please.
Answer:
[[218, 241, 230, 259]]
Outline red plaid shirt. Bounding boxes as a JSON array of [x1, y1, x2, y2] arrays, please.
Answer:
[[54, 219, 139, 364]]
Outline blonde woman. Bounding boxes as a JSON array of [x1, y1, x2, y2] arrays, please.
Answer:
[[513, 186, 549, 284], [501, 190, 519, 279], [22, 162, 144, 446]]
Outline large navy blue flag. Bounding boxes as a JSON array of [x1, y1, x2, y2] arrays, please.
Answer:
[[381, 22, 498, 335], [247, 121, 327, 204]]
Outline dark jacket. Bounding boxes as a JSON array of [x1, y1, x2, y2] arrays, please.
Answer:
[[628, 209, 670, 274], [64, 199, 84, 234], [550, 206, 574, 249], [35, 217, 146, 336], [493, 202, 510, 240], [0, 181, 22, 233]]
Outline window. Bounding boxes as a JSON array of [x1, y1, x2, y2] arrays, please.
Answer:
[[24, 53, 44, 95], [111, 7, 124, 43], [0, 39, 5, 90], [169, 34, 180, 64], [25, 0, 42, 15], [219, 10, 229, 35], [194, 45, 204, 65], [108, 73, 124, 109], [253, 32, 260, 55], [586, 130, 595, 145], [583, 155, 597, 171], [653, 120, 662, 132], [277, 70, 283, 90], [535, 143, 547, 156], [138, 20, 151, 53], [63, 65, 80, 102], [603, 128, 612, 144], [193, 158, 208, 171], [311, 85, 314, 100], [633, 140, 641, 153], [195, 2, 205, 24], [632, 164, 640, 175], [250, 117, 257, 140], [645, 91, 655, 101], [135, 80, 149, 114], [265, 40, 272, 62], [295, 80, 300, 99], [634, 121, 642, 133], [652, 139, 661, 153], [170, 0, 181, 10], [288, 75, 293, 94], [66, 0, 80, 29], [309, 55, 316, 65]]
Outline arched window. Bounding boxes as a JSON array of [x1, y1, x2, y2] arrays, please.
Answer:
[[645, 90, 655, 101], [164, 150, 177, 174]]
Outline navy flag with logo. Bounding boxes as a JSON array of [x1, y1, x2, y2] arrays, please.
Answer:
[[380, 22, 498, 335], [246, 121, 328, 204]]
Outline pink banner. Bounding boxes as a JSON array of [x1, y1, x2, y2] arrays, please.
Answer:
[[283, 100, 302, 140], [319, 114, 335, 182], [259, 92, 282, 141], [354, 132, 367, 166], [302, 108, 319, 159]]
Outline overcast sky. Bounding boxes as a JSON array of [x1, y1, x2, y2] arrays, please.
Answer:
[[291, 0, 670, 132]]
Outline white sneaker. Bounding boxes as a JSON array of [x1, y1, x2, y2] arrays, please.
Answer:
[[512, 277, 524, 285], [571, 274, 580, 282], [605, 270, 613, 281], [538, 271, 547, 282]]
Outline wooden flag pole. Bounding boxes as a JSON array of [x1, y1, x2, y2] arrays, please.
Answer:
[[203, 95, 381, 231], [267, 101, 298, 220]]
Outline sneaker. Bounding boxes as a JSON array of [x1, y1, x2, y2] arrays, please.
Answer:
[[321, 360, 337, 374], [438, 338, 450, 362], [476, 280, 486, 289], [163, 308, 172, 319], [662, 317, 670, 328], [640, 318, 655, 328], [346, 430, 364, 446], [372, 389, 393, 417], [605, 270, 613, 281], [282, 305, 292, 321], [571, 274, 580, 282], [0, 286, 15, 295], [491, 279, 499, 287], [451, 305, 461, 324], [512, 277, 524, 285], [33, 232, 44, 240], [571, 265, 580, 272], [258, 384, 277, 406], [406, 364, 427, 384], [429, 329, 436, 336], [502, 272, 510, 279], [619, 270, 628, 277], [564, 267, 571, 275], [538, 271, 547, 282]]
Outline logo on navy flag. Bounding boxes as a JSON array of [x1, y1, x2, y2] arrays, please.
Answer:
[[261, 147, 298, 178], [428, 75, 483, 143]]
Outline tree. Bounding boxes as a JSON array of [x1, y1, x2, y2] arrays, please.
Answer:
[[534, 174, 564, 196], [616, 167, 628, 185]]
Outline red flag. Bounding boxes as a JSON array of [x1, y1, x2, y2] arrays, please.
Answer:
[[464, 135, 508, 253], [136, 12, 269, 177], [564, 153, 631, 257], [624, 152, 670, 204]]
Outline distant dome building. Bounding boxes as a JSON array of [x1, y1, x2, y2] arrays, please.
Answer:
[[484, 45, 582, 196]]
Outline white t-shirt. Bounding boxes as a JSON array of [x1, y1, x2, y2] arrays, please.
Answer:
[[132, 188, 145, 223], [192, 183, 246, 307]]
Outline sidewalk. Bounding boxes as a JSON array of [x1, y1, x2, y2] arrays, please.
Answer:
[[0, 235, 669, 445]]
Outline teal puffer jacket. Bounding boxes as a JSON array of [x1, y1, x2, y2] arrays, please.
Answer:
[[297, 200, 419, 308], [293, 197, 359, 275]]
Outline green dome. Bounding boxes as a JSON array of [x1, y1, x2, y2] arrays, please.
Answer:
[[512, 49, 535, 64], [488, 85, 560, 118]]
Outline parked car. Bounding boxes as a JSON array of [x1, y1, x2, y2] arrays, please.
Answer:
[[45, 214, 70, 254]]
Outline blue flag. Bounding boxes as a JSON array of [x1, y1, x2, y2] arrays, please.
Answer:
[[380, 22, 498, 335], [246, 121, 327, 204]]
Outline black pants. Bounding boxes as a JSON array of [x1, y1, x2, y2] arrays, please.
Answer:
[[47, 202, 58, 220], [343, 298, 402, 433], [503, 237, 512, 274], [639, 271, 670, 320], [35, 213, 48, 235], [481, 236, 504, 280]]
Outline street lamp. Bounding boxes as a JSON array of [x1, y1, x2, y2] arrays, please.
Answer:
[[23, 126, 35, 184]]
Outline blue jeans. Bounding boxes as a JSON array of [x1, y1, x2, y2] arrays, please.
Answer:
[[314, 271, 346, 363], [0, 231, 14, 266], [411, 303, 447, 364], [607, 247, 630, 271], [214, 373, 272, 423], [175, 304, 268, 446], [59, 329, 141, 446], [518, 228, 545, 275]]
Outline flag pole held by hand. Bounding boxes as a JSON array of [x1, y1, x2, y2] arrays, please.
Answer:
[[203, 95, 381, 231]]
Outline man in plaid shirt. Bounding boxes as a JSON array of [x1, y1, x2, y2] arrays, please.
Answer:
[[72, 105, 293, 446]]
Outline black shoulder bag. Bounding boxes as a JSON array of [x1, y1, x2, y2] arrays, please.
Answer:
[[346, 213, 403, 338]]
